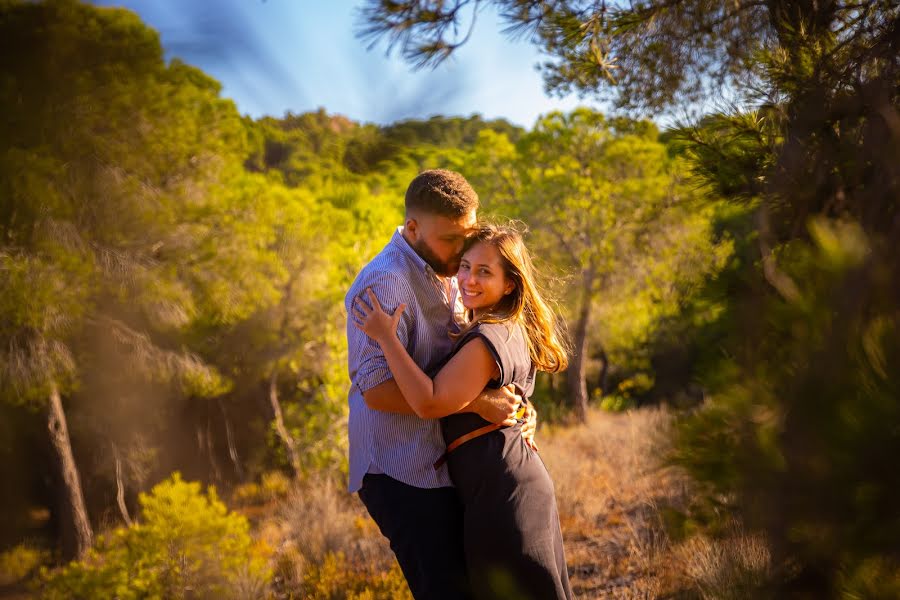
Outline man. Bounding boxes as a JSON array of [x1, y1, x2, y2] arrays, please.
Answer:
[[345, 170, 531, 599]]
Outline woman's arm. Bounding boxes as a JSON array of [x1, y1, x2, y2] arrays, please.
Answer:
[[352, 288, 501, 419], [379, 332, 499, 419]]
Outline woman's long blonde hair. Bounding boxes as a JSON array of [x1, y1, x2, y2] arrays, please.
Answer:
[[454, 223, 569, 373]]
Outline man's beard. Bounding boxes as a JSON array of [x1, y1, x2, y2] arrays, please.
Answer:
[[411, 238, 459, 277]]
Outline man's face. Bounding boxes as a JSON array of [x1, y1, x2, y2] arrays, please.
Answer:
[[406, 210, 477, 277]]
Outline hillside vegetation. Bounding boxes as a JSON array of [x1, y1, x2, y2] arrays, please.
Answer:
[[2, 1, 898, 598]]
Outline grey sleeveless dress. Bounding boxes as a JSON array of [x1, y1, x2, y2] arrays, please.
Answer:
[[438, 321, 573, 600]]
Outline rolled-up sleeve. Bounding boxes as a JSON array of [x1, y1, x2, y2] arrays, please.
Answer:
[[346, 270, 417, 393]]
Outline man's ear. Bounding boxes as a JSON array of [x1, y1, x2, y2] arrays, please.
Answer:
[[404, 216, 419, 241]]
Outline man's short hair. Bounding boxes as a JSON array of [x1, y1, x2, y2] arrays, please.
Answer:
[[405, 169, 479, 218]]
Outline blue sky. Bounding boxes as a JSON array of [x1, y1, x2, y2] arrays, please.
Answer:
[[90, 0, 594, 128]]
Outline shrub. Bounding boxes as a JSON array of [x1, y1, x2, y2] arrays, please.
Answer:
[[40, 473, 271, 599], [261, 470, 291, 499], [300, 552, 410, 600], [674, 219, 900, 594], [268, 475, 408, 598], [0, 543, 50, 586], [232, 482, 264, 506], [231, 470, 292, 507]]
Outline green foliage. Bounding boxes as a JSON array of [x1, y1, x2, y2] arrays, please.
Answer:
[[0, 0, 252, 404], [463, 108, 730, 412], [674, 219, 900, 593], [1, 3, 390, 547], [40, 473, 271, 599], [362, 2, 899, 595], [260, 471, 291, 499], [230, 470, 292, 505], [343, 115, 523, 175], [837, 556, 900, 600], [597, 393, 634, 413], [244, 109, 357, 186], [6, 7, 894, 599], [0, 543, 50, 587]]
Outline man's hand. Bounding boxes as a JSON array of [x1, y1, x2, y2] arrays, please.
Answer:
[[520, 403, 539, 452], [468, 385, 521, 426]]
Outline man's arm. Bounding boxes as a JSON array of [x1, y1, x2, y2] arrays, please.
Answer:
[[465, 387, 521, 425], [362, 379, 416, 414], [363, 378, 522, 424], [349, 272, 417, 411]]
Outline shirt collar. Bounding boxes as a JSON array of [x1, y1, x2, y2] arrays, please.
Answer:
[[391, 226, 431, 274]]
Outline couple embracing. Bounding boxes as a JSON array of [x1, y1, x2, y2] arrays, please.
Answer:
[[345, 169, 573, 600]]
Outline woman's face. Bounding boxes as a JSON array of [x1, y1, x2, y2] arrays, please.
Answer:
[[457, 241, 515, 315]]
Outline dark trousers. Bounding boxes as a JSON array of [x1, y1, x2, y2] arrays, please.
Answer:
[[358, 473, 473, 600]]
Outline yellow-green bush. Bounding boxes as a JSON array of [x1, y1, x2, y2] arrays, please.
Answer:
[[40, 473, 271, 599], [232, 481, 264, 505], [0, 543, 49, 586], [261, 470, 291, 499], [300, 552, 411, 600], [231, 471, 292, 507]]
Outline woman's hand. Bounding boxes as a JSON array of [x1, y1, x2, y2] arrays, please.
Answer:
[[352, 287, 406, 344]]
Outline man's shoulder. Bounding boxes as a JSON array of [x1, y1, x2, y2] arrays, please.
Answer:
[[358, 245, 406, 274], [352, 248, 414, 284], [346, 248, 417, 304]]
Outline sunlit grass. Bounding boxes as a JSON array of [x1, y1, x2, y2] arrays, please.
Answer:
[[250, 407, 770, 598]]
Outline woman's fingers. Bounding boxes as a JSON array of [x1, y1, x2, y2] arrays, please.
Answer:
[[365, 287, 383, 312], [351, 304, 367, 321], [352, 290, 404, 334], [353, 297, 371, 314], [393, 303, 406, 321]]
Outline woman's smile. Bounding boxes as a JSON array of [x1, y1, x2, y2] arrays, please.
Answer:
[[457, 241, 514, 315]]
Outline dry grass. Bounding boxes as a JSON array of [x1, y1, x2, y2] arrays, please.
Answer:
[[539, 407, 774, 599], [254, 407, 771, 599], [0, 409, 768, 600], [539, 408, 686, 598], [672, 530, 773, 600], [249, 474, 403, 598]]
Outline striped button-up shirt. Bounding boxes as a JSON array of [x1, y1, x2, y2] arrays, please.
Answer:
[[345, 227, 465, 492]]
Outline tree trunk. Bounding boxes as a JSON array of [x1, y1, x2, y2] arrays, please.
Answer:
[[205, 404, 222, 484], [47, 382, 93, 558], [218, 399, 244, 480], [269, 370, 300, 477], [596, 346, 609, 396], [112, 442, 132, 526], [567, 272, 593, 422]]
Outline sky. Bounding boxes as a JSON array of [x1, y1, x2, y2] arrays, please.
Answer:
[[90, 0, 594, 128]]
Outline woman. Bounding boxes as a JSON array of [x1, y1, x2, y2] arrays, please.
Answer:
[[352, 223, 573, 600]]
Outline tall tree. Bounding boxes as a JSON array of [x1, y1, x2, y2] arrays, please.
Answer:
[[464, 110, 703, 418], [361, 0, 900, 593], [0, 0, 261, 555]]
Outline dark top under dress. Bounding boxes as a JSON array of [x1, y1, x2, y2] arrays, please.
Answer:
[[438, 321, 573, 600]]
